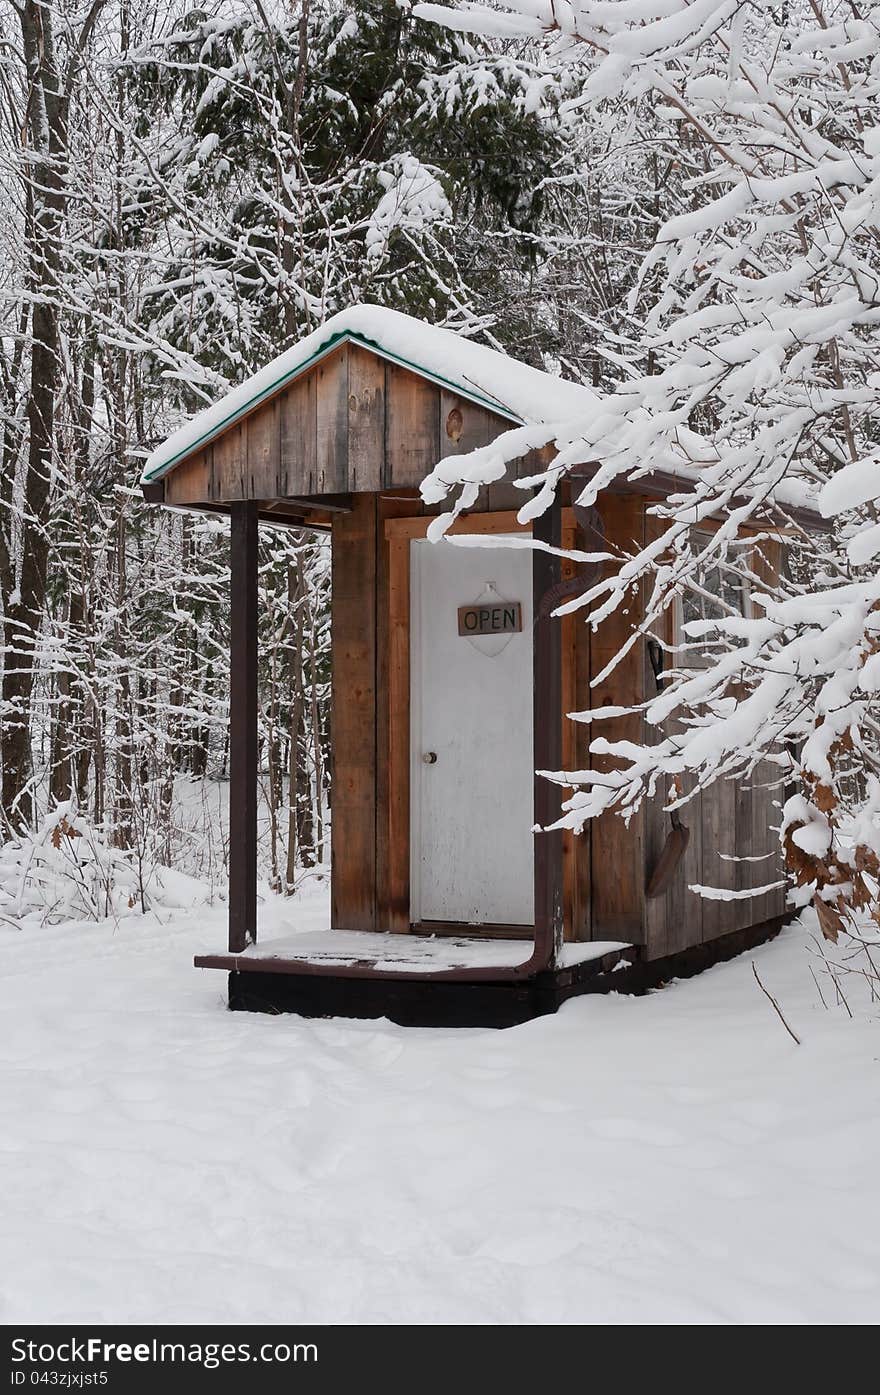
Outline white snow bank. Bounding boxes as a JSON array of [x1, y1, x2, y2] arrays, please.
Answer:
[[142, 304, 599, 482], [0, 806, 209, 925], [2, 888, 879, 1324], [1, 809, 160, 926]]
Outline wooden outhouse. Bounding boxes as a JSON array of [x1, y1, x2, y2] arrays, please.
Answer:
[[142, 306, 806, 1025]]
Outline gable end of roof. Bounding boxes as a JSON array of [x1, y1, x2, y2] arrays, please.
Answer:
[[142, 330, 523, 484]]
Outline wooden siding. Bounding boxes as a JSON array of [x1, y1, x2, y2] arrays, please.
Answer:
[[561, 512, 589, 941], [348, 344, 385, 492], [587, 493, 647, 942], [280, 371, 317, 496], [644, 760, 783, 959], [331, 491, 784, 947], [384, 361, 440, 487], [164, 449, 211, 506], [157, 344, 544, 505], [641, 526, 786, 960]]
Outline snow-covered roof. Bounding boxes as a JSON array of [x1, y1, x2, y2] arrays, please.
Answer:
[[142, 304, 599, 484]]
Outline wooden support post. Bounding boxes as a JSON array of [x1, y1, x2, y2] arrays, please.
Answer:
[[533, 492, 564, 969], [229, 501, 259, 951], [330, 497, 377, 931]]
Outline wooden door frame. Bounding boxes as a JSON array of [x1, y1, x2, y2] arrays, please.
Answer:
[[381, 509, 578, 938]]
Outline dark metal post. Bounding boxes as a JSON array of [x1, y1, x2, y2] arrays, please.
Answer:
[[533, 491, 564, 969], [229, 501, 259, 951]]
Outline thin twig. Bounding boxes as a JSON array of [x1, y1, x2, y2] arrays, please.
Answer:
[[809, 963, 829, 1010], [752, 961, 801, 1045], [832, 963, 854, 1020]]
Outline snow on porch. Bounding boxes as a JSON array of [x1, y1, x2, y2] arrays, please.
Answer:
[[200, 926, 631, 974]]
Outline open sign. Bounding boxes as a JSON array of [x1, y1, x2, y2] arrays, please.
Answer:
[[457, 601, 522, 636]]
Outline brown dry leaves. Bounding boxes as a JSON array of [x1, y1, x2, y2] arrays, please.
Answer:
[[49, 815, 81, 850], [784, 727, 878, 943]]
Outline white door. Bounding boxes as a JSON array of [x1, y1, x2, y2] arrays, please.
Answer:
[[410, 536, 534, 927]]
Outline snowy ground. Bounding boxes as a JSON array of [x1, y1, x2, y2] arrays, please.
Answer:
[[2, 882, 879, 1325]]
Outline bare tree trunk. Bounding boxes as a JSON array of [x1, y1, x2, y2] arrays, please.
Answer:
[[113, 507, 134, 846], [1, 0, 107, 827], [266, 643, 282, 893], [284, 558, 305, 890], [308, 605, 325, 861], [295, 698, 314, 868], [50, 332, 96, 807]]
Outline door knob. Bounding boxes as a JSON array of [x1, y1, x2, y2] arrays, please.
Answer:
[[422, 751, 438, 764]]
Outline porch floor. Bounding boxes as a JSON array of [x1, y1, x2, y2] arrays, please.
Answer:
[[195, 927, 631, 977]]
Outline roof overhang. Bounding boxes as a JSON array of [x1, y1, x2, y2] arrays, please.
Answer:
[[141, 328, 524, 485]]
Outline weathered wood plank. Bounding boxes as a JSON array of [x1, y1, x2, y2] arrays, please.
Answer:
[[701, 776, 738, 941], [487, 481, 528, 512], [750, 760, 786, 925], [750, 536, 786, 927], [643, 789, 670, 955], [533, 494, 565, 967], [330, 494, 377, 931], [164, 450, 211, 505], [646, 781, 700, 958], [642, 496, 672, 959], [316, 345, 349, 494], [245, 395, 280, 498], [437, 391, 521, 513], [733, 774, 755, 933], [348, 345, 385, 492], [590, 492, 645, 942], [561, 513, 587, 941], [512, 444, 554, 483], [640, 514, 682, 959], [749, 770, 770, 927], [385, 363, 440, 488], [439, 391, 500, 456], [212, 422, 246, 500], [642, 604, 675, 958], [279, 372, 317, 496], [643, 517, 791, 954], [386, 545, 411, 931], [571, 592, 593, 942], [675, 776, 704, 953]]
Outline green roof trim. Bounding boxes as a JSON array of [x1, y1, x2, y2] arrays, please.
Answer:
[[143, 328, 523, 484]]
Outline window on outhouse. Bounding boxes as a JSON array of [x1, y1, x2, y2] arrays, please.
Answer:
[[677, 528, 750, 666]]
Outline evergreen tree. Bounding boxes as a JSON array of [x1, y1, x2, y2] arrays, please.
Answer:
[[125, 0, 566, 395]]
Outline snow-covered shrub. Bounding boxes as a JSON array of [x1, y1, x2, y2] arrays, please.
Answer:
[[0, 804, 155, 925]]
